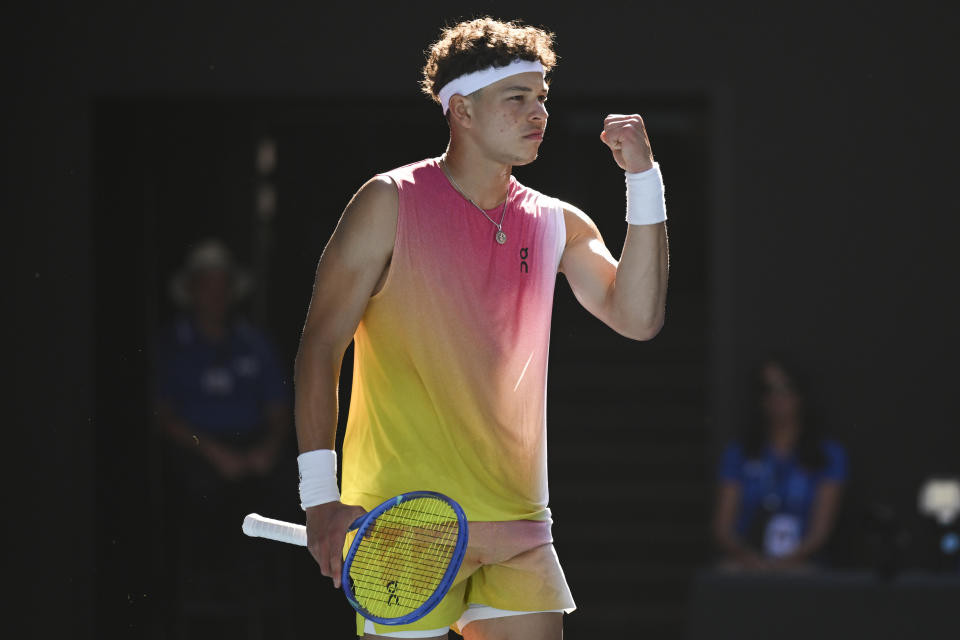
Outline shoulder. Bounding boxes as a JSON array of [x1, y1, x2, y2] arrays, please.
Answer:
[[339, 175, 399, 238], [377, 157, 438, 190], [821, 439, 849, 464], [821, 439, 847, 458], [819, 439, 849, 479], [721, 440, 745, 461], [535, 194, 600, 246], [553, 198, 611, 272], [558, 200, 599, 235], [717, 441, 748, 480], [353, 174, 399, 207], [323, 174, 399, 273], [503, 175, 581, 226]]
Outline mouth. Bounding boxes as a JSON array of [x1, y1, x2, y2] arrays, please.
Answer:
[[524, 131, 544, 141]]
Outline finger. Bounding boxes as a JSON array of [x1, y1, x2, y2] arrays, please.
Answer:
[[602, 120, 635, 140], [604, 116, 644, 132], [330, 545, 343, 589], [307, 540, 323, 569], [604, 119, 646, 141], [600, 129, 623, 150], [317, 537, 332, 578], [604, 113, 643, 123], [329, 531, 347, 589], [609, 124, 650, 153], [347, 504, 368, 525]]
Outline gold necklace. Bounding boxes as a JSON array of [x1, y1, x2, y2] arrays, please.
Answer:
[[440, 157, 509, 245]]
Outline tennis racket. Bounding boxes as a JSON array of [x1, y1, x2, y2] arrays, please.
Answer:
[[243, 491, 468, 625]]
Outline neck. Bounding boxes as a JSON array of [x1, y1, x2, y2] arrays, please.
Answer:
[[195, 312, 227, 341], [441, 140, 512, 210], [768, 419, 800, 455]]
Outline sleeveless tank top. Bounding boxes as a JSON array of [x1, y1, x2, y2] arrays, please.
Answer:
[[340, 157, 566, 522]]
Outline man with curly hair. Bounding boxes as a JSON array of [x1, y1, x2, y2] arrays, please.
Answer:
[[294, 16, 669, 639]]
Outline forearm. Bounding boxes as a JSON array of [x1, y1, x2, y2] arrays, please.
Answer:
[[261, 403, 290, 447], [782, 482, 844, 563], [714, 524, 760, 560], [157, 403, 209, 451], [788, 535, 828, 562], [608, 222, 669, 339], [293, 331, 345, 454]]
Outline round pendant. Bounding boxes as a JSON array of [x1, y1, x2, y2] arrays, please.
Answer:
[[496, 230, 507, 245]]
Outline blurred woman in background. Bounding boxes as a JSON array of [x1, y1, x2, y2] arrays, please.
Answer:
[[712, 356, 848, 570]]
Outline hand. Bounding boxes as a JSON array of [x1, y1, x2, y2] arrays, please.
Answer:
[[737, 550, 774, 572], [600, 114, 654, 173], [203, 441, 248, 480], [305, 501, 368, 588], [246, 445, 278, 476], [766, 552, 814, 572]]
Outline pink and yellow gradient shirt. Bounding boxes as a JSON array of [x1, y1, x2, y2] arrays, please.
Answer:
[[341, 157, 566, 522]]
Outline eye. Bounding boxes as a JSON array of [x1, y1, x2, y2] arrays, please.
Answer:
[[510, 95, 525, 101]]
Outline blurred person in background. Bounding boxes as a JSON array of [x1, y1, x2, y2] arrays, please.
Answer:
[[152, 238, 292, 629], [711, 355, 849, 571]]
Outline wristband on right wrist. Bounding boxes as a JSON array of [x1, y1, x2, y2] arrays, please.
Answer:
[[625, 162, 667, 226], [297, 449, 340, 510]]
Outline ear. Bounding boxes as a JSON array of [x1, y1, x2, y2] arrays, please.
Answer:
[[447, 94, 474, 129]]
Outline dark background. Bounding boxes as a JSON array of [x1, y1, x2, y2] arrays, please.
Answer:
[[10, 1, 960, 638]]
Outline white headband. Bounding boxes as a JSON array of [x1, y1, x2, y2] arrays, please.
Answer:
[[438, 59, 545, 114]]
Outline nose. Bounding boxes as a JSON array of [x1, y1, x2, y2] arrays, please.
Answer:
[[531, 100, 548, 122]]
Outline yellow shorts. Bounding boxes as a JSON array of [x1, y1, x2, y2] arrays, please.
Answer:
[[356, 520, 576, 637]]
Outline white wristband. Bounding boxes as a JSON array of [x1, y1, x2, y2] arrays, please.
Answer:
[[625, 162, 667, 226], [297, 449, 340, 510]]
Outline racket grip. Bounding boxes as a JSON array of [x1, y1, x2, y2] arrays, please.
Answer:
[[243, 513, 307, 546]]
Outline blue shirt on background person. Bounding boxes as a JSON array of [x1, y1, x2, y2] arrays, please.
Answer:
[[711, 356, 850, 568], [152, 239, 291, 484], [154, 314, 288, 438], [718, 439, 849, 557]]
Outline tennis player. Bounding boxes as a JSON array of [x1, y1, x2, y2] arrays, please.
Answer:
[[294, 17, 669, 639]]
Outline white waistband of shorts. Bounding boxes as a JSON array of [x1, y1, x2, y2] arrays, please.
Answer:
[[361, 605, 568, 637], [457, 604, 567, 630]]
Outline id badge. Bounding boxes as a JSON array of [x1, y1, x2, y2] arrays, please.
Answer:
[[763, 513, 801, 557]]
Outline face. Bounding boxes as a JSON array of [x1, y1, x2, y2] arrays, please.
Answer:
[[761, 362, 802, 423], [459, 71, 549, 165], [189, 268, 231, 319]]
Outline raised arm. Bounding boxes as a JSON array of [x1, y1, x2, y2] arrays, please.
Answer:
[[558, 114, 669, 340], [294, 175, 398, 587]]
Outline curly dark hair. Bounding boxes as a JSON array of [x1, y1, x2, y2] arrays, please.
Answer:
[[421, 17, 558, 105]]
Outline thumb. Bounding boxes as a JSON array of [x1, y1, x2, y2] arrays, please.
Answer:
[[599, 129, 620, 151], [344, 504, 368, 529]]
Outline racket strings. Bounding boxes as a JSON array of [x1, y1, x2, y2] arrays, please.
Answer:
[[348, 497, 462, 617], [355, 510, 458, 584]]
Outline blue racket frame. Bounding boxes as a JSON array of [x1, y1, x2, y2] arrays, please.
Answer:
[[341, 491, 469, 625]]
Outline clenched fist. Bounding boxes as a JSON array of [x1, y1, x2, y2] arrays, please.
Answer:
[[600, 114, 655, 174]]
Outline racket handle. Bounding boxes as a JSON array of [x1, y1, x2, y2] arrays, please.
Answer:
[[243, 513, 307, 546]]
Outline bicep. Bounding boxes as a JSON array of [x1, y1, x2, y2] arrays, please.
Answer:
[[300, 176, 398, 354], [558, 204, 618, 324]]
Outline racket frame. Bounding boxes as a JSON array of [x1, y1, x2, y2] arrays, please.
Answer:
[[341, 490, 468, 625]]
